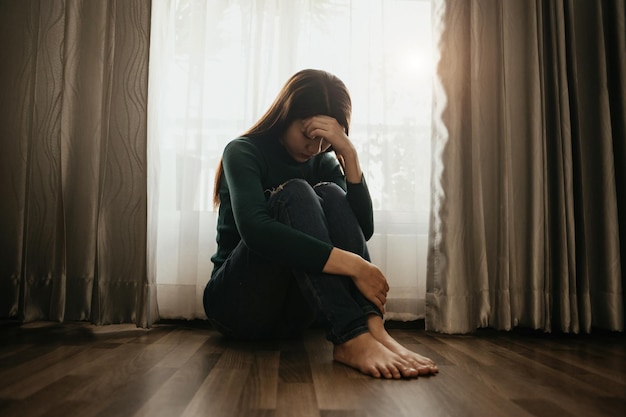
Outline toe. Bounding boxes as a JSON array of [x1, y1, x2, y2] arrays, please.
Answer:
[[388, 365, 402, 379], [401, 367, 419, 378]]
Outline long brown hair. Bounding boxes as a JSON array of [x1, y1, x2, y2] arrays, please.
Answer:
[[213, 69, 352, 207]]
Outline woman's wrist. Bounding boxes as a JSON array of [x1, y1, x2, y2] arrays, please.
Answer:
[[337, 146, 362, 183], [323, 247, 362, 277]]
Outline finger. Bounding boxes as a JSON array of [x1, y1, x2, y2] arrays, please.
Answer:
[[336, 154, 346, 168], [371, 295, 385, 314], [306, 127, 328, 142], [309, 114, 333, 125], [376, 298, 386, 314], [378, 282, 388, 297], [378, 292, 387, 305], [303, 116, 329, 129], [380, 282, 388, 295], [301, 119, 321, 137], [306, 118, 342, 140]]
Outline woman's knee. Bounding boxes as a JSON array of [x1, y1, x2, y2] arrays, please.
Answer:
[[271, 178, 312, 194], [269, 178, 319, 205], [313, 181, 346, 200], [267, 179, 332, 240]]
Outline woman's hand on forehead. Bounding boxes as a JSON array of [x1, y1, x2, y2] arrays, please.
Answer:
[[302, 116, 349, 147]]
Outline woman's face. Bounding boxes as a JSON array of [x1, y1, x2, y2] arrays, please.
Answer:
[[280, 119, 331, 163]]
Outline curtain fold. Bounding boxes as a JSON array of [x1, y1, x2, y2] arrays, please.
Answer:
[[0, 0, 155, 326], [427, 0, 625, 334]]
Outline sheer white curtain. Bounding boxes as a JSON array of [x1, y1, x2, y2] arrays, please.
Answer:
[[148, 0, 433, 320]]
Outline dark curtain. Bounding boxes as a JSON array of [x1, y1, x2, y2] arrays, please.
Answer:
[[0, 0, 157, 326], [427, 0, 625, 333]]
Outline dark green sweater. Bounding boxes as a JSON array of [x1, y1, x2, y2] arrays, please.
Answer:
[[211, 135, 374, 277]]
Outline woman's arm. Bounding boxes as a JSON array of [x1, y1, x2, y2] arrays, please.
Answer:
[[323, 247, 389, 314], [222, 139, 334, 271], [304, 117, 386, 310], [305, 116, 374, 239]]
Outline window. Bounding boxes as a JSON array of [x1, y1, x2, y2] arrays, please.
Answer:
[[148, 0, 433, 319]]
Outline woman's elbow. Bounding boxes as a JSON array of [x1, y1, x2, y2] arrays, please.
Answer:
[[363, 225, 374, 241]]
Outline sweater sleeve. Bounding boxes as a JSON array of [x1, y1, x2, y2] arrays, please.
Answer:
[[346, 176, 374, 240], [222, 140, 334, 272], [319, 153, 375, 240]]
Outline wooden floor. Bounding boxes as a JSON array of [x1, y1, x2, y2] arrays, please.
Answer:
[[0, 320, 624, 417]]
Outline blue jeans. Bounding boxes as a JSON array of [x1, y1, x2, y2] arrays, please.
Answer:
[[203, 179, 380, 344]]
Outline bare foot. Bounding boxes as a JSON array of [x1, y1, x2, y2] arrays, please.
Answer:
[[333, 332, 419, 379], [367, 315, 439, 375]]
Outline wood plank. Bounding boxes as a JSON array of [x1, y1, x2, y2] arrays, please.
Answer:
[[303, 331, 382, 411], [65, 343, 177, 406], [484, 335, 626, 396], [0, 321, 624, 417], [425, 333, 622, 417], [237, 350, 280, 410], [214, 345, 255, 370], [152, 331, 211, 368], [0, 345, 84, 392], [320, 411, 367, 417], [39, 401, 91, 417], [91, 366, 177, 417], [510, 398, 583, 417], [238, 410, 276, 417], [181, 367, 250, 417], [131, 337, 222, 417], [275, 382, 319, 417], [0, 346, 112, 399], [279, 339, 313, 383], [502, 333, 626, 384], [0, 343, 34, 363], [0, 375, 92, 417], [401, 365, 534, 417]]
